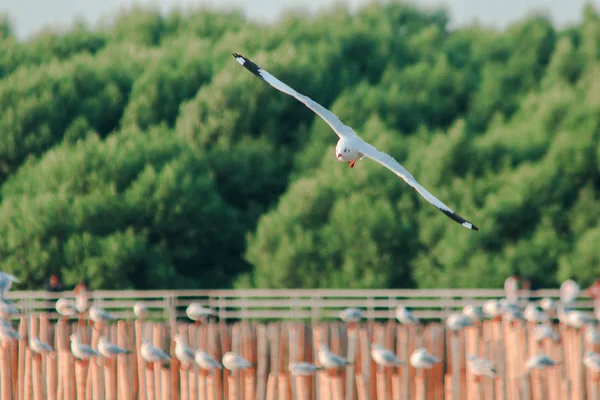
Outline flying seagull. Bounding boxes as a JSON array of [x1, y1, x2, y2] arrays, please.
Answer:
[[232, 53, 478, 230]]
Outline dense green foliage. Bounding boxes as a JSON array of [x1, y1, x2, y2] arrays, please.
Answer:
[[1, 3, 599, 290]]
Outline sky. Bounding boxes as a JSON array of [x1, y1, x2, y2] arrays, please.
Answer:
[[2, 0, 599, 39]]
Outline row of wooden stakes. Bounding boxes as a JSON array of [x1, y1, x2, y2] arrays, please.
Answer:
[[0, 313, 598, 400]]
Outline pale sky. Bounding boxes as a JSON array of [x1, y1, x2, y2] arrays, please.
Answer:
[[2, 0, 599, 39]]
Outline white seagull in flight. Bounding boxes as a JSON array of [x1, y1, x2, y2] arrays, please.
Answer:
[[233, 53, 478, 230]]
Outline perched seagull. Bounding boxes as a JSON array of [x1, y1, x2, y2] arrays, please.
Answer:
[[289, 362, 323, 376], [141, 339, 170, 370], [98, 336, 130, 366], [524, 304, 548, 324], [340, 308, 364, 324], [467, 355, 497, 380], [503, 307, 523, 327], [30, 336, 54, 357], [186, 302, 216, 326], [318, 344, 351, 376], [396, 306, 420, 325], [233, 53, 479, 231], [533, 325, 559, 343], [463, 305, 485, 322], [409, 347, 440, 369], [0, 272, 18, 300], [89, 304, 116, 325], [446, 313, 473, 333], [560, 279, 580, 305], [540, 298, 557, 313], [133, 302, 149, 320], [371, 343, 403, 367], [566, 310, 595, 329], [174, 335, 196, 369], [56, 298, 79, 321], [482, 299, 502, 319], [586, 325, 600, 346], [70, 334, 101, 365], [195, 350, 223, 372], [222, 351, 252, 371], [525, 354, 559, 372], [0, 300, 18, 318], [75, 292, 89, 314], [0, 323, 21, 344], [584, 351, 600, 380]]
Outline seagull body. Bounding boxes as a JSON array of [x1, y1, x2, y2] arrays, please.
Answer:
[[89, 304, 116, 324], [340, 308, 364, 323], [463, 305, 485, 322], [174, 335, 196, 366], [586, 326, 600, 345], [396, 306, 420, 325], [134, 302, 149, 319], [0, 324, 21, 341], [70, 335, 100, 360], [75, 292, 89, 313], [557, 305, 572, 325], [56, 298, 79, 317], [540, 298, 557, 313], [482, 299, 502, 319], [526, 354, 559, 371], [533, 325, 559, 342], [233, 53, 479, 231], [446, 313, 473, 332], [30, 336, 54, 354], [195, 351, 223, 370], [371, 343, 403, 367], [222, 352, 252, 371], [318, 344, 350, 369], [467, 355, 497, 378], [503, 307, 523, 324], [560, 279, 580, 305], [289, 362, 323, 376], [524, 304, 548, 324], [141, 339, 170, 362], [584, 351, 600, 372], [409, 348, 440, 369], [0, 300, 18, 317], [98, 337, 130, 358], [186, 302, 216, 323], [566, 310, 595, 329], [0, 272, 18, 299]]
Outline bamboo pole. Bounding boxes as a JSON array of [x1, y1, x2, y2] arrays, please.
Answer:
[[355, 374, 368, 400], [18, 317, 27, 400], [228, 376, 240, 400], [32, 351, 44, 400], [24, 347, 33, 400], [75, 357, 88, 400], [161, 367, 171, 400], [295, 375, 310, 400], [278, 374, 291, 400], [146, 365, 156, 400], [117, 320, 131, 400], [206, 375, 217, 400], [135, 320, 147, 400]]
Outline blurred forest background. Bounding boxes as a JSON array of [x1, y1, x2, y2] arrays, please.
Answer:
[[0, 1, 599, 291]]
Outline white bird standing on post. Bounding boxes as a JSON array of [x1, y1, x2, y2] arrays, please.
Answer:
[[467, 355, 497, 381], [409, 347, 440, 369], [141, 339, 170, 371], [318, 344, 351, 376], [30, 336, 55, 359], [482, 299, 502, 320], [174, 335, 196, 370], [371, 343, 403, 367], [98, 336, 130, 366], [232, 52, 479, 231], [133, 302, 149, 320], [222, 351, 252, 371], [195, 350, 223, 372], [56, 298, 79, 322], [70, 334, 101, 366], [186, 302, 216, 326], [524, 304, 548, 324], [463, 305, 485, 322]]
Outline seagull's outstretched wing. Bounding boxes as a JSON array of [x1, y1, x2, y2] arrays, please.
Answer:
[[232, 53, 357, 139], [357, 142, 479, 231]]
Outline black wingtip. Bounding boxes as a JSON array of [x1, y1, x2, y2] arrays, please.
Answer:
[[232, 52, 264, 80], [439, 208, 479, 231]]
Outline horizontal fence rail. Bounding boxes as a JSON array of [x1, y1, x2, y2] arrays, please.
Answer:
[[4, 288, 596, 322]]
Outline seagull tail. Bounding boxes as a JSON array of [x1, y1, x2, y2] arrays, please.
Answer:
[[232, 53, 264, 81], [438, 208, 479, 231]]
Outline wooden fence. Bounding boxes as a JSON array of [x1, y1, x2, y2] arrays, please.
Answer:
[[5, 288, 595, 322]]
